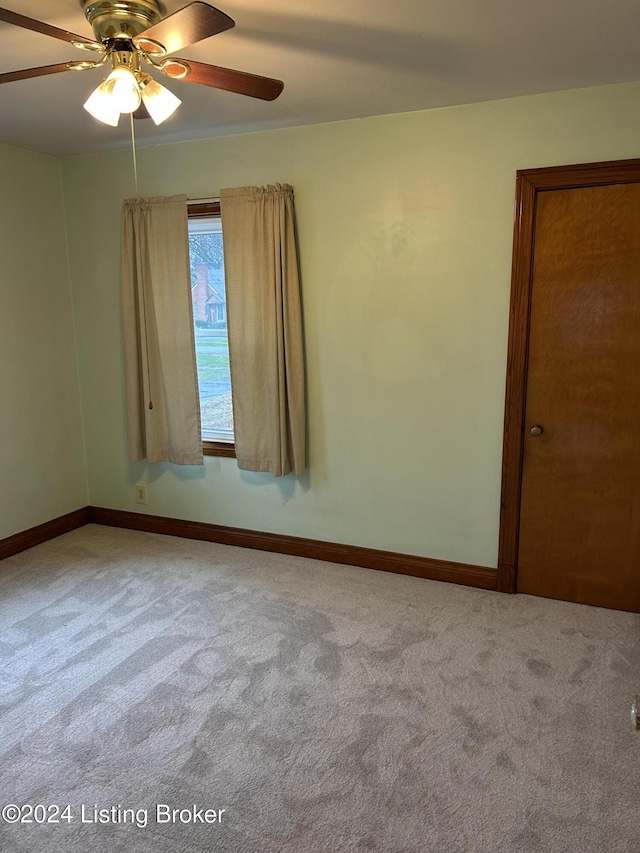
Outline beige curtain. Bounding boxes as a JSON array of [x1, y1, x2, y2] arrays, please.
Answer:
[[220, 184, 306, 476], [121, 194, 203, 466]]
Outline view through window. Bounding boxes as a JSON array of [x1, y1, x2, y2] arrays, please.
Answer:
[[188, 208, 234, 445]]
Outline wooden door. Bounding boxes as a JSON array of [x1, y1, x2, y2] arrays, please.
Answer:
[[499, 160, 640, 612]]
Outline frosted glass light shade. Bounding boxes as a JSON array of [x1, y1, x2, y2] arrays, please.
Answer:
[[141, 78, 182, 125], [104, 67, 141, 114], [83, 80, 120, 126]]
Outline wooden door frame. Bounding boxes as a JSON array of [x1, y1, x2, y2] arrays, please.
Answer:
[[497, 157, 640, 593]]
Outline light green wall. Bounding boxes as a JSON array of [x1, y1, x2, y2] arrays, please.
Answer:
[[61, 81, 640, 567], [0, 143, 87, 538]]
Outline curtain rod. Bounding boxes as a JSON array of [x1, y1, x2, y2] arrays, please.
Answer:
[[188, 196, 220, 203]]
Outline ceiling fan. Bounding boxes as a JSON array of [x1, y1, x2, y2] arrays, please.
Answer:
[[0, 1, 284, 126]]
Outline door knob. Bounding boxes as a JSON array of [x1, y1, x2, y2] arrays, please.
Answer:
[[530, 425, 544, 436]]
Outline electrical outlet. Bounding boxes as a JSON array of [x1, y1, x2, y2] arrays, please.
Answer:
[[135, 484, 148, 505]]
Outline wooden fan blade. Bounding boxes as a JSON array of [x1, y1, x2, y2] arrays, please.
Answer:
[[0, 63, 75, 85], [174, 58, 283, 101], [135, 2, 234, 55], [0, 7, 99, 47]]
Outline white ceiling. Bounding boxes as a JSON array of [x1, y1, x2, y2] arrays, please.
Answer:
[[1, 0, 639, 157]]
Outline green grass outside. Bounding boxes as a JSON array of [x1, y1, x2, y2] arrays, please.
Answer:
[[195, 351, 230, 381], [195, 335, 229, 349]]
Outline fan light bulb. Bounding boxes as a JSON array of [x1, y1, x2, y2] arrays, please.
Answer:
[[104, 66, 141, 114], [140, 77, 182, 125]]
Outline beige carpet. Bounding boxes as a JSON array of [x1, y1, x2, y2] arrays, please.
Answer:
[[0, 524, 639, 852]]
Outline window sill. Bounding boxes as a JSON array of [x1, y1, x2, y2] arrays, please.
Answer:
[[203, 440, 236, 458]]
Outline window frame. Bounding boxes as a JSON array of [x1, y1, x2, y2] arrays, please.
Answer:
[[188, 200, 236, 459]]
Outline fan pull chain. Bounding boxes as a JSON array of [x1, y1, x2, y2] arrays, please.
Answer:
[[130, 112, 139, 198], [129, 112, 152, 409]]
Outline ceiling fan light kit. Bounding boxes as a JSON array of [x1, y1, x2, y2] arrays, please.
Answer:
[[82, 43, 181, 126], [0, 0, 284, 128]]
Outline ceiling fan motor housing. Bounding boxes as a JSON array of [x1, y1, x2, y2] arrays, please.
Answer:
[[82, 0, 164, 41]]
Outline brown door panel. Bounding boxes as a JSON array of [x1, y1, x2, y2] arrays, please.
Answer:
[[516, 183, 640, 611]]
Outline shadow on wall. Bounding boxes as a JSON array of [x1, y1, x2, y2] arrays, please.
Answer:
[[126, 458, 310, 503]]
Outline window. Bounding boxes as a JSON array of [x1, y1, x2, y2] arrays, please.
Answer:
[[188, 201, 235, 457]]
